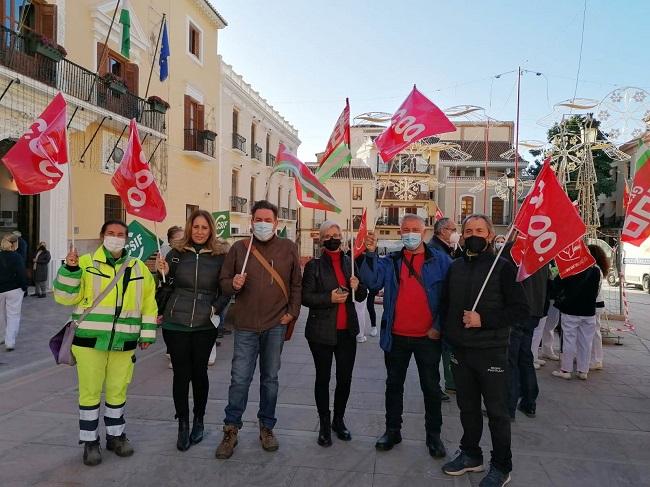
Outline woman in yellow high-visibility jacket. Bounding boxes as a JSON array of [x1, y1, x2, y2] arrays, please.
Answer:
[[53, 220, 157, 467]]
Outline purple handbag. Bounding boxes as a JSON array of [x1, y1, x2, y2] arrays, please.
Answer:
[[49, 258, 132, 366]]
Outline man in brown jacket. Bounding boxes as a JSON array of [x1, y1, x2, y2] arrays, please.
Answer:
[[215, 200, 302, 459]]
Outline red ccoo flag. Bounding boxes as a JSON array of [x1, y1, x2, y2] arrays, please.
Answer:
[[555, 238, 596, 279], [2, 92, 68, 195], [513, 160, 587, 281], [374, 86, 455, 163], [434, 207, 444, 222], [621, 149, 650, 246], [111, 119, 167, 222], [353, 208, 368, 259]]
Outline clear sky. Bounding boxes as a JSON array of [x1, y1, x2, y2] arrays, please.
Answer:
[[211, 0, 650, 161]]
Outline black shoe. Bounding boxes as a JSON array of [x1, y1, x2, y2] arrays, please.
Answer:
[[375, 429, 402, 451], [83, 439, 102, 466], [442, 450, 485, 476], [479, 465, 511, 486], [317, 412, 332, 447], [426, 432, 446, 458], [441, 391, 450, 402], [30, 293, 38, 297], [177, 418, 191, 451], [331, 415, 351, 441], [517, 404, 536, 418], [190, 416, 204, 444], [106, 433, 134, 457]]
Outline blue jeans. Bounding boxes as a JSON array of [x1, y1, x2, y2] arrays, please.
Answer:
[[224, 325, 285, 429]]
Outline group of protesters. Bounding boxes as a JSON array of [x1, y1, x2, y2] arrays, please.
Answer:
[[50, 199, 607, 487]]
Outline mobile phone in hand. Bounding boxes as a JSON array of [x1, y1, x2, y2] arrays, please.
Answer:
[[336, 286, 349, 294]]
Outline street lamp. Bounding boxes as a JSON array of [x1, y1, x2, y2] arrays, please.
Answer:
[[506, 169, 516, 224]]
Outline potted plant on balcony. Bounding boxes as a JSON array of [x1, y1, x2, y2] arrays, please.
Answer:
[[200, 129, 217, 141], [147, 95, 170, 114], [101, 72, 128, 95], [28, 33, 67, 61]]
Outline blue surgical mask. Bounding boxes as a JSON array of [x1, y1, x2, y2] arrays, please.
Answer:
[[253, 222, 275, 242], [401, 232, 422, 251]]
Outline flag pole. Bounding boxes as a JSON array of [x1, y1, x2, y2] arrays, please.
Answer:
[[348, 158, 356, 300], [154, 221, 165, 283], [373, 157, 396, 230], [513, 66, 522, 216], [471, 225, 515, 311], [141, 14, 166, 119]]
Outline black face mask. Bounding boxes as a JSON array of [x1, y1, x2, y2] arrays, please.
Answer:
[[323, 238, 341, 252], [464, 236, 488, 254]]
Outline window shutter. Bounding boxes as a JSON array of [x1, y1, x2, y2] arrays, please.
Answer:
[[124, 62, 139, 96], [97, 42, 108, 74], [197, 104, 205, 131], [37, 3, 57, 42]]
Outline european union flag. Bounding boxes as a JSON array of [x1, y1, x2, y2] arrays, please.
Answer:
[[159, 20, 170, 81]]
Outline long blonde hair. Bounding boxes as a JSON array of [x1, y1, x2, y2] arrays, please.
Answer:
[[175, 209, 230, 255]]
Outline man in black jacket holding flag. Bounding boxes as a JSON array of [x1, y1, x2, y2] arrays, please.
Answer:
[[440, 214, 528, 487]]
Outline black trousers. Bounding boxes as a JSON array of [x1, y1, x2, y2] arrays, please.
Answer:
[[384, 334, 443, 433], [366, 290, 377, 328], [308, 331, 357, 417], [452, 346, 512, 473], [508, 319, 539, 415], [163, 327, 218, 419]]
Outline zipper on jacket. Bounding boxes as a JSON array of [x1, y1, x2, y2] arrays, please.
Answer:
[[189, 252, 199, 327], [107, 265, 119, 351]]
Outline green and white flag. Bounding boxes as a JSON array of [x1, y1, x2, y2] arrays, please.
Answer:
[[119, 0, 131, 58], [126, 220, 161, 261], [212, 211, 231, 239], [315, 99, 351, 182]]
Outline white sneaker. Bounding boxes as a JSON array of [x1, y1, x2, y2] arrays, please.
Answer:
[[369, 327, 378, 337], [535, 358, 546, 366], [356, 335, 367, 343], [552, 370, 572, 380], [534, 362, 540, 370], [542, 352, 560, 361], [590, 362, 603, 371], [577, 372, 588, 380]]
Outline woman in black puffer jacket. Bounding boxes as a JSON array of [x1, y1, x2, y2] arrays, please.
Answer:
[[157, 210, 230, 451]]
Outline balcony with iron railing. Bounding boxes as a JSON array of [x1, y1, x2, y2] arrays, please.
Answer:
[[313, 218, 325, 229], [376, 216, 400, 226], [252, 143, 263, 161], [376, 189, 432, 201], [290, 209, 297, 220], [230, 195, 248, 213], [280, 207, 289, 219], [0, 25, 165, 133], [232, 133, 246, 152], [266, 153, 276, 167], [377, 162, 432, 174], [183, 129, 215, 159]]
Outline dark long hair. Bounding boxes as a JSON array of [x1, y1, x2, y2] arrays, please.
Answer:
[[588, 244, 610, 276]]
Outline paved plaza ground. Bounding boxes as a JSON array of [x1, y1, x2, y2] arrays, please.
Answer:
[[0, 286, 649, 487]]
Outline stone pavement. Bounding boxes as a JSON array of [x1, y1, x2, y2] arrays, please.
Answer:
[[1, 292, 649, 487]]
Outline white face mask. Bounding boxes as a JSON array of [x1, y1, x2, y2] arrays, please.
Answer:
[[401, 232, 422, 251], [253, 222, 275, 242], [448, 231, 460, 245], [495, 242, 505, 250], [104, 236, 126, 253]]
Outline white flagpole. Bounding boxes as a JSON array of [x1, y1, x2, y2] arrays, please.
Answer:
[[154, 221, 165, 283], [348, 158, 355, 301], [471, 225, 515, 311], [240, 234, 254, 274]]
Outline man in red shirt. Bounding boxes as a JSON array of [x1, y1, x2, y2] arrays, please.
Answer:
[[359, 214, 452, 458]]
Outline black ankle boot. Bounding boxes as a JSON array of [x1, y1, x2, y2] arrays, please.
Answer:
[[426, 432, 446, 458], [317, 412, 332, 447], [375, 429, 402, 451], [190, 416, 204, 445], [331, 415, 351, 441], [177, 417, 191, 451]]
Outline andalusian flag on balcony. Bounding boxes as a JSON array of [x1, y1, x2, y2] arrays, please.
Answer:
[[273, 144, 341, 213], [119, 0, 131, 58], [315, 99, 351, 182]]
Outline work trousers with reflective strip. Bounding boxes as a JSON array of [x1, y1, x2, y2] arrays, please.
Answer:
[[72, 345, 135, 442]]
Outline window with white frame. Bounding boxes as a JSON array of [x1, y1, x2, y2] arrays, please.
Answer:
[[187, 18, 203, 63]]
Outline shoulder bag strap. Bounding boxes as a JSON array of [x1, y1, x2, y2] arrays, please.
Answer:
[[77, 257, 133, 323], [250, 246, 289, 303], [401, 252, 426, 289]]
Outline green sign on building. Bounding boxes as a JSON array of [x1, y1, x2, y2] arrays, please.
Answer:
[[126, 220, 161, 261], [213, 211, 231, 239]]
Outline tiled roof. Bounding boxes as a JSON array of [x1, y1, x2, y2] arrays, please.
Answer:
[[438, 140, 527, 163], [306, 164, 375, 180]]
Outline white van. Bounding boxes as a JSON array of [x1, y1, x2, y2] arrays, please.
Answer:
[[621, 240, 650, 292]]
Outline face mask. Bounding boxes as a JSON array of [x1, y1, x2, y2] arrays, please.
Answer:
[[323, 238, 341, 252], [104, 236, 126, 253], [401, 232, 422, 251], [495, 242, 504, 251], [253, 222, 275, 242], [464, 236, 488, 254], [448, 231, 460, 245]]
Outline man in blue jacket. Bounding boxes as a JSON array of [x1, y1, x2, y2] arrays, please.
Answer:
[[359, 214, 452, 458]]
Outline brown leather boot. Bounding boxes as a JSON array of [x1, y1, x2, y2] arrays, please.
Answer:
[[259, 423, 279, 452], [215, 425, 238, 459]]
